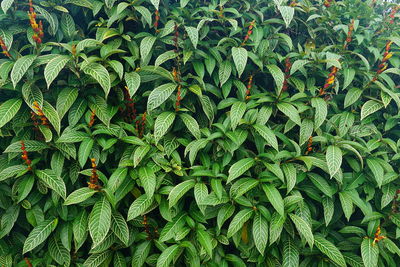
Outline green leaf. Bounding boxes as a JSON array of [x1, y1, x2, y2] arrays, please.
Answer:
[[107, 168, 128, 193], [366, 158, 384, 188], [232, 47, 248, 78], [23, 218, 58, 254], [299, 119, 314, 146], [262, 184, 285, 216], [168, 179, 196, 208], [125, 72, 141, 97], [219, 61, 232, 86], [132, 241, 152, 267], [42, 100, 61, 135], [185, 26, 199, 49], [343, 68, 355, 90], [134, 145, 150, 167], [277, 102, 301, 125], [140, 36, 157, 60], [252, 213, 268, 254], [56, 87, 78, 119], [322, 197, 334, 225], [278, 6, 294, 27], [111, 212, 129, 246], [49, 236, 70, 266], [135, 6, 152, 27], [314, 234, 346, 267], [150, 0, 159, 9], [253, 124, 278, 151], [360, 100, 384, 121], [78, 138, 94, 167], [289, 213, 314, 247], [1, 0, 14, 13], [35, 169, 66, 199], [82, 63, 111, 98], [269, 212, 285, 245], [361, 238, 379, 267], [326, 145, 342, 177], [311, 97, 327, 129], [282, 163, 296, 193], [147, 83, 177, 112], [138, 166, 156, 198], [156, 244, 181, 267], [155, 50, 178, 67], [339, 191, 353, 221], [230, 101, 246, 130], [44, 55, 71, 88], [344, 87, 363, 108], [282, 237, 299, 267], [308, 173, 334, 197], [227, 209, 253, 238], [159, 213, 186, 242], [127, 194, 153, 220], [0, 98, 22, 129], [61, 13, 76, 39], [154, 111, 176, 144], [83, 251, 113, 267], [73, 210, 88, 250], [4, 140, 48, 153], [267, 64, 285, 94], [227, 158, 255, 183], [11, 55, 36, 88], [88, 197, 112, 245], [290, 60, 309, 75], [64, 187, 96, 205], [197, 229, 213, 258], [179, 113, 201, 139]]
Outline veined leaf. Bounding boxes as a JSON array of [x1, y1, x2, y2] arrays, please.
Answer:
[[147, 83, 177, 112], [289, 213, 314, 248], [127, 194, 153, 220], [125, 71, 141, 97], [361, 238, 379, 267], [253, 213, 268, 254], [314, 234, 346, 267], [230, 101, 246, 130], [35, 169, 66, 199], [227, 158, 255, 183], [11, 55, 36, 88], [168, 179, 196, 208], [262, 184, 284, 216], [44, 55, 71, 88], [227, 209, 253, 238], [360, 100, 384, 121], [23, 218, 58, 253], [326, 145, 342, 177], [88, 197, 112, 245], [0, 98, 22, 129], [64, 187, 96, 205], [154, 111, 176, 144], [267, 64, 285, 94], [232, 47, 248, 78], [82, 63, 111, 98]]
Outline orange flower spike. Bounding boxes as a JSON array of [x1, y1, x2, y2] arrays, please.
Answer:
[[88, 110, 96, 127]]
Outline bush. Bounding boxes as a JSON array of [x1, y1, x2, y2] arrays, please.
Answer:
[[0, 0, 400, 266]]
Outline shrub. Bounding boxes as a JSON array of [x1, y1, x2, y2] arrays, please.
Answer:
[[0, 0, 400, 266]]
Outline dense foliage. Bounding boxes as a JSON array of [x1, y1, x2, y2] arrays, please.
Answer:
[[0, 0, 400, 266]]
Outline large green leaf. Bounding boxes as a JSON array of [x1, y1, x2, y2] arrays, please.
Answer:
[[11, 55, 36, 87], [44, 55, 71, 88], [35, 169, 66, 199], [23, 218, 58, 253], [0, 98, 22, 129], [88, 197, 112, 245], [82, 63, 111, 98], [154, 111, 176, 144]]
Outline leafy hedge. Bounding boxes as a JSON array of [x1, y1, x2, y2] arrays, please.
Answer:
[[0, 0, 400, 266]]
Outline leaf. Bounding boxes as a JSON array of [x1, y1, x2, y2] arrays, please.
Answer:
[[134, 145, 150, 167], [360, 100, 384, 121], [185, 26, 199, 49], [64, 187, 96, 205], [154, 111, 176, 144], [135, 6, 152, 27], [138, 166, 156, 198], [78, 138, 94, 167], [56, 87, 78, 119], [35, 169, 66, 199], [308, 173, 334, 197], [252, 213, 268, 254], [282, 163, 296, 193], [339, 191, 353, 221], [107, 168, 128, 193], [282, 237, 299, 267], [314, 234, 346, 267], [159, 213, 186, 242], [140, 36, 157, 60], [289, 213, 314, 247], [253, 124, 278, 151], [277, 102, 301, 125], [262, 184, 285, 216], [11, 55, 37, 88], [125, 72, 141, 97], [4, 140, 48, 153], [232, 47, 248, 78], [267, 64, 285, 94], [197, 229, 213, 258], [88, 197, 112, 245], [0, 98, 22, 129], [147, 83, 177, 112], [127, 194, 153, 220], [179, 113, 201, 139], [326, 145, 342, 177], [278, 6, 294, 27], [155, 50, 178, 67], [1, 0, 14, 13], [366, 158, 384, 188], [361, 238, 379, 267], [343, 68, 355, 90], [227, 158, 255, 183], [44, 55, 71, 88], [49, 236, 70, 265], [290, 60, 310, 75], [150, 0, 159, 9], [227, 209, 253, 238], [61, 14, 76, 39], [23, 218, 58, 253], [299, 119, 313, 146], [132, 241, 152, 267], [83, 251, 113, 267], [156, 244, 180, 267], [230, 102, 246, 130], [111, 212, 129, 246], [82, 63, 111, 98], [168, 179, 196, 208], [219, 61, 232, 86], [322, 197, 334, 225], [42, 101, 61, 135], [311, 97, 327, 129]]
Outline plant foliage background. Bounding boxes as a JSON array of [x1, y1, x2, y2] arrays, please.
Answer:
[[0, 0, 400, 266]]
